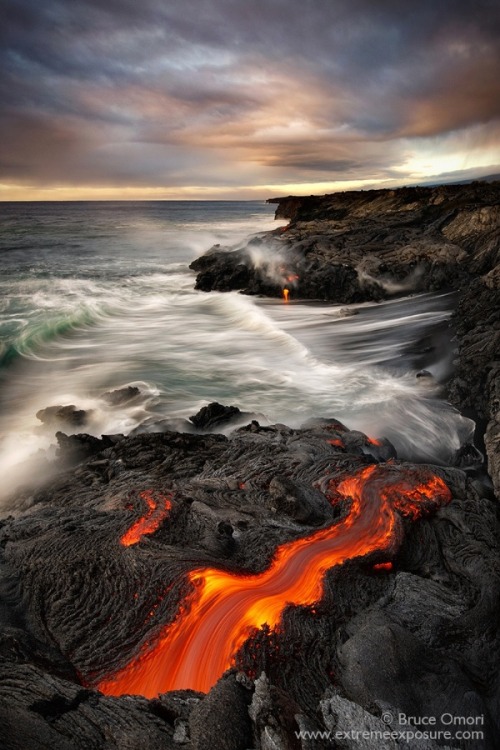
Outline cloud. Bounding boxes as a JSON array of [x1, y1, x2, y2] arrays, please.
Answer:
[[1, 0, 500, 197]]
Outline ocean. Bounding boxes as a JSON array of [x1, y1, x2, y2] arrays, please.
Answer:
[[0, 200, 473, 506]]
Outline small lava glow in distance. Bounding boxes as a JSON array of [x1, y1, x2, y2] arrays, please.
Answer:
[[120, 490, 172, 547], [99, 465, 451, 697]]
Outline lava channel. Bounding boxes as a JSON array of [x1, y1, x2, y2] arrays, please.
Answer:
[[99, 464, 451, 697], [120, 490, 172, 547]]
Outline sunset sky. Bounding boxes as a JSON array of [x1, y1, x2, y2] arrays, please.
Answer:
[[1, 0, 500, 200]]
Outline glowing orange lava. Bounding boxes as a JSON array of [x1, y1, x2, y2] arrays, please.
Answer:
[[366, 436, 383, 447], [120, 490, 172, 547], [373, 561, 393, 571], [327, 438, 344, 448], [282, 288, 290, 303], [99, 465, 451, 697]]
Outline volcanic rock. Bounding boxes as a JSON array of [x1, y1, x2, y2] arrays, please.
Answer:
[[447, 277, 500, 495], [189, 673, 252, 750], [320, 689, 452, 750], [191, 183, 500, 303], [0, 662, 182, 749], [55, 431, 120, 463], [129, 403, 258, 437], [0, 415, 498, 748], [189, 402, 255, 431], [190, 248, 252, 293], [100, 386, 141, 406], [36, 404, 89, 428]]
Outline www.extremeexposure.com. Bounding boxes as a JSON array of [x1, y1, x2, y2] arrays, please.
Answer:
[[294, 712, 485, 744]]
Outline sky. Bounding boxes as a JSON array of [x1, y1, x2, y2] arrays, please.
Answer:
[[1, 0, 500, 200]]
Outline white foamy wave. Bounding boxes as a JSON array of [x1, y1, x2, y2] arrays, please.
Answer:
[[0, 380, 160, 510], [0, 286, 470, 510]]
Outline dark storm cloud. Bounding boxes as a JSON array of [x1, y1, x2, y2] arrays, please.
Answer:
[[1, 0, 500, 193]]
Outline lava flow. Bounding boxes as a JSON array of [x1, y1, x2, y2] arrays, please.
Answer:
[[99, 464, 451, 697], [327, 438, 344, 448], [120, 490, 172, 547], [282, 288, 290, 303]]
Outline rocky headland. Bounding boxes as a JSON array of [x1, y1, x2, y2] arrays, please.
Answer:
[[191, 183, 500, 496], [1, 183, 499, 750]]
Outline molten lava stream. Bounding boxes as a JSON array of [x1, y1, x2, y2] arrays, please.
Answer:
[[120, 490, 172, 547], [98, 465, 451, 697]]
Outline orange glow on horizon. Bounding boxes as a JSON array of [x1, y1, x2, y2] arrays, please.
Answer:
[[97, 465, 451, 697]]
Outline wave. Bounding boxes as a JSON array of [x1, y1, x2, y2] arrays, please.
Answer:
[[0, 268, 197, 367], [0, 379, 161, 512], [0, 306, 105, 367], [1, 285, 471, 473]]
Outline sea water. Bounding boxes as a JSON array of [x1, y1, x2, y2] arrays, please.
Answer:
[[0, 201, 472, 506]]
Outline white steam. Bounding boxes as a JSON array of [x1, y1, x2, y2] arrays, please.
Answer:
[[245, 244, 300, 288], [357, 264, 425, 295]]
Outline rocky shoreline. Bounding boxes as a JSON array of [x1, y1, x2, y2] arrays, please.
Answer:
[[1, 183, 499, 749], [191, 183, 500, 494]]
